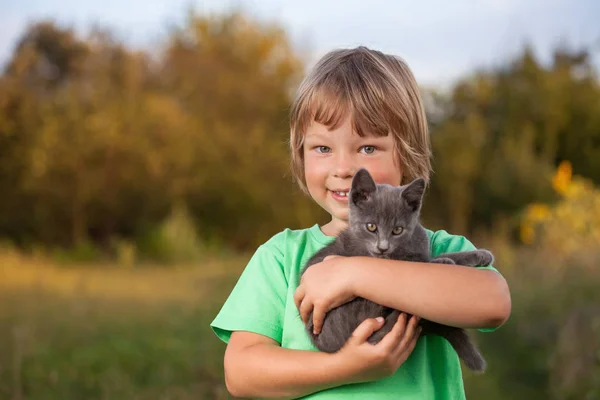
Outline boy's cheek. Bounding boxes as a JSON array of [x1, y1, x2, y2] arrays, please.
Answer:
[[361, 164, 402, 186], [304, 160, 332, 180]]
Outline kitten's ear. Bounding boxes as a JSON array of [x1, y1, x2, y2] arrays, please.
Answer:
[[350, 168, 376, 207], [401, 178, 426, 211]]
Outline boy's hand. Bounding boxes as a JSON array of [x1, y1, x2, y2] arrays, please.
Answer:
[[294, 255, 357, 334], [338, 313, 422, 383]]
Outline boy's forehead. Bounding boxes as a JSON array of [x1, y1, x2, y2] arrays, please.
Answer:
[[304, 127, 389, 141], [305, 119, 388, 138]]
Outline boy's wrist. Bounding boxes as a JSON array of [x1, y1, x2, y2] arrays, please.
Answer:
[[328, 348, 380, 386], [346, 256, 366, 298], [325, 349, 362, 386], [293, 350, 358, 392]]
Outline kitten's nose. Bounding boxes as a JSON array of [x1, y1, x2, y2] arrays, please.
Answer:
[[377, 243, 389, 253]]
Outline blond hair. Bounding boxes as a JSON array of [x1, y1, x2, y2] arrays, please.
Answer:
[[289, 46, 432, 194]]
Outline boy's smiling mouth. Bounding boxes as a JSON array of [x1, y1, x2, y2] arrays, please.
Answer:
[[329, 189, 350, 202]]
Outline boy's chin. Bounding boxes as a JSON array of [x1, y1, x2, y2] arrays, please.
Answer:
[[326, 213, 349, 226], [331, 211, 349, 223]]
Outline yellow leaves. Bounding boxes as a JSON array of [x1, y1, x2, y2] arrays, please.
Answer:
[[521, 161, 600, 258], [552, 160, 572, 195], [520, 203, 551, 244], [520, 223, 535, 245], [525, 203, 551, 222], [473, 74, 493, 105], [31, 148, 48, 178], [144, 93, 189, 133]]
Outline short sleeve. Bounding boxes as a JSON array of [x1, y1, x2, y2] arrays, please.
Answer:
[[430, 230, 504, 333], [210, 243, 288, 344]]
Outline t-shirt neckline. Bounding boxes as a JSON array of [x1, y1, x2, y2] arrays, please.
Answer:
[[308, 223, 336, 246]]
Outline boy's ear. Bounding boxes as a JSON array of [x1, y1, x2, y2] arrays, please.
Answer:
[[351, 168, 376, 207], [401, 178, 425, 211]]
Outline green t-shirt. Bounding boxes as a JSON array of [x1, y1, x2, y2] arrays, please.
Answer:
[[210, 224, 501, 399]]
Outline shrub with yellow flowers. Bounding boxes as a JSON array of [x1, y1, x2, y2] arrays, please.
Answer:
[[520, 161, 600, 257]]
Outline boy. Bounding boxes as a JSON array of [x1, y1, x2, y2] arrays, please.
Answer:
[[211, 46, 511, 399]]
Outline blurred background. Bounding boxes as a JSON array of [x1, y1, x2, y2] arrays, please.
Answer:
[[1, 0, 599, 399]]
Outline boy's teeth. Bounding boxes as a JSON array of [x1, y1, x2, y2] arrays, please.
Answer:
[[334, 191, 348, 197]]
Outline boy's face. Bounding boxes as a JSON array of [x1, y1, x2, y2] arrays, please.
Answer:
[[303, 115, 402, 234]]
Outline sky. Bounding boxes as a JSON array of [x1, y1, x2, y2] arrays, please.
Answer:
[[0, 0, 598, 87]]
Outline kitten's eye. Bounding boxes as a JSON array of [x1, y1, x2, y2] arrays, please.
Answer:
[[361, 145, 376, 154], [392, 227, 404, 235], [316, 146, 331, 154], [366, 223, 377, 232]]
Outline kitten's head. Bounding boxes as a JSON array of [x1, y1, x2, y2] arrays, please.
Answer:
[[348, 168, 426, 258]]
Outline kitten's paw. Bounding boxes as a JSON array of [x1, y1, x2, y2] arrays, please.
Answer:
[[478, 250, 494, 266], [430, 257, 456, 265]]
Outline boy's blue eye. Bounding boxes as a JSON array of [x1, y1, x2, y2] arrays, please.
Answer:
[[361, 146, 376, 154], [316, 146, 331, 154]]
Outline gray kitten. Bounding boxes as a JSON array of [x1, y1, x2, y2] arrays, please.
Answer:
[[300, 168, 493, 372]]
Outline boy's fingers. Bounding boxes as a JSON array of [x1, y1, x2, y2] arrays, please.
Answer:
[[378, 313, 407, 350], [293, 286, 305, 311], [312, 305, 326, 334], [396, 315, 420, 351], [395, 325, 421, 360], [349, 317, 385, 344], [406, 314, 420, 338], [299, 298, 313, 324]]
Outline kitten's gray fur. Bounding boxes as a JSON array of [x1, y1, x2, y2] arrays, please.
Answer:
[[300, 168, 493, 373]]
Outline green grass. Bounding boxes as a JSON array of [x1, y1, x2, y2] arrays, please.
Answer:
[[0, 252, 246, 400], [2, 248, 599, 400]]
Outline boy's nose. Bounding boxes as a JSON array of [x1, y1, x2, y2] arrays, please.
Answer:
[[333, 154, 355, 178]]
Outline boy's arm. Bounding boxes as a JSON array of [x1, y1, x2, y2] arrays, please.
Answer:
[[225, 314, 421, 399], [348, 257, 511, 329], [224, 331, 346, 399]]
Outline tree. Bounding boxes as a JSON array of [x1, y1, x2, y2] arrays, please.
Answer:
[[424, 45, 600, 238]]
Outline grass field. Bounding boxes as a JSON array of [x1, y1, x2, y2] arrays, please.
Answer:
[[2, 248, 598, 399], [0, 251, 247, 400]]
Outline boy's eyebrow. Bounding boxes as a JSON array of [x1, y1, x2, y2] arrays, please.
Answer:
[[305, 133, 388, 141], [304, 133, 330, 140]]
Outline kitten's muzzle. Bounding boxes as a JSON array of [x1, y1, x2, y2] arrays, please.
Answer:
[[377, 242, 389, 253], [375, 246, 389, 255]]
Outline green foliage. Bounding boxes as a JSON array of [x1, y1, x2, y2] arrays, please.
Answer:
[[521, 162, 600, 255], [52, 241, 103, 264], [136, 203, 205, 264], [1, 10, 599, 398], [423, 45, 600, 236], [0, 267, 235, 399], [464, 250, 600, 399], [0, 12, 599, 255], [0, 12, 325, 254], [0, 254, 249, 399], [2, 251, 599, 399]]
